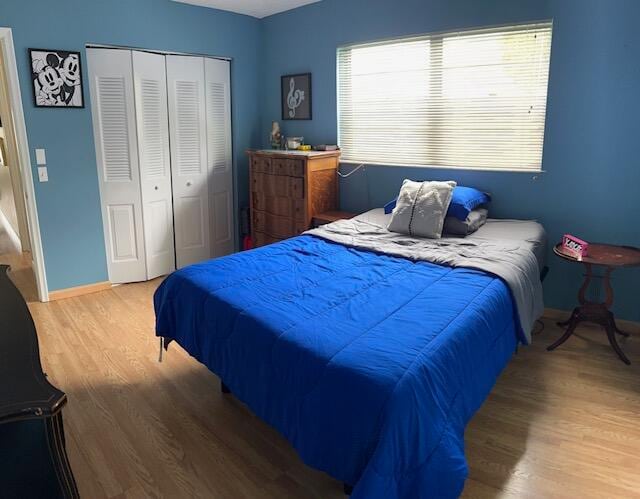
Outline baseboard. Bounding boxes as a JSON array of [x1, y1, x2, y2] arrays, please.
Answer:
[[544, 307, 640, 333], [48, 281, 112, 301]]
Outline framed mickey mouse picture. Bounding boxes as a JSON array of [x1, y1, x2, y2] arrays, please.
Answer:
[[29, 48, 84, 108]]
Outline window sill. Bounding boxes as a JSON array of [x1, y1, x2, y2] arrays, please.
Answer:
[[340, 159, 544, 174]]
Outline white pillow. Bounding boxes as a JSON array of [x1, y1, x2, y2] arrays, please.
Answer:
[[387, 180, 457, 239]]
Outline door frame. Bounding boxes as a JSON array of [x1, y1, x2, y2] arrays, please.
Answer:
[[0, 27, 48, 301]]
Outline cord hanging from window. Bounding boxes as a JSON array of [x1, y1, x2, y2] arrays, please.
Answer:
[[337, 163, 365, 178]]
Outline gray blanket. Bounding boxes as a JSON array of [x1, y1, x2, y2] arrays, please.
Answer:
[[306, 219, 543, 343]]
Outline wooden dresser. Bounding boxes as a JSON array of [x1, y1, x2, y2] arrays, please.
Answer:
[[248, 150, 340, 247]]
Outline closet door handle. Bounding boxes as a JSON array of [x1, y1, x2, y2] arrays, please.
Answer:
[[154, 186, 159, 191], [186, 181, 192, 187]]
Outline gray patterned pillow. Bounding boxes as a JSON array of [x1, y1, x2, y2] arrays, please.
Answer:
[[387, 179, 457, 239]]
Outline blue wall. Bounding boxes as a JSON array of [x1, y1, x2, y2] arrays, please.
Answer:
[[260, 0, 640, 321], [3, 0, 640, 320], [2, 0, 261, 291]]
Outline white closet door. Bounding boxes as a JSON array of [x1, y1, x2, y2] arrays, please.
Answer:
[[166, 55, 210, 268], [205, 58, 234, 257], [87, 48, 147, 284], [132, 51, 175, 279]]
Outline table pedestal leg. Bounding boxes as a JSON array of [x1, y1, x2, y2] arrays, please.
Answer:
[[549, 308, 580, 350], [610, 314, 631, 337], [548, 265, 631, 364], [606, 313, 631, 365], [557, 315, 573, 328]]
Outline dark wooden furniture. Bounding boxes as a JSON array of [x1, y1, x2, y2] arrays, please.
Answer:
[[247, 149, 340, 247], [547, 243, 640, 364], [312, 210, 357, 228], [0, 265, 79, 498]]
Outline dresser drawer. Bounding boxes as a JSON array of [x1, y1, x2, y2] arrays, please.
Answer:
[[290, 160, 304, 177], [253, 211, 303, 239], [290, 177, 304, 198], [252, 173, 304, 199], [272, 158, 305, 177], [272, 158, 289, 176], [253, 231, 282, 247], [294, 220, 309, 233], [252, 193, 305, 221], [252, 156, 273, 174]]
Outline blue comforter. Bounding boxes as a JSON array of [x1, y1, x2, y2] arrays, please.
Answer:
[[154, 235, 518, 498]]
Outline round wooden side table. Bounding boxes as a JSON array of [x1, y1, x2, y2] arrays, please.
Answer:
[[547, 243, 640, 364]]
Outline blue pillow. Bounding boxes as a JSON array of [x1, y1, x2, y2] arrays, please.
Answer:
[[448, 186, 491, 221], [384, 185, 491, 220], [383, 198, 398, 214]]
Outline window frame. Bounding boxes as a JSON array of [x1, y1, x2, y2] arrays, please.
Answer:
[[336, 21, 553, 173]]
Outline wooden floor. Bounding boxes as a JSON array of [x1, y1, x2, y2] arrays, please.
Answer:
[[1, 250, 38, 302], [0, 222, 21, 255], [10, 272, 640, 498]]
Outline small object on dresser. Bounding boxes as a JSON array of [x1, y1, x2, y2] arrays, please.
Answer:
[[561, 234, 589, 260], [314, 144, 339, 151], [286, 136, 304, 150], [269, 121, 282, 149]]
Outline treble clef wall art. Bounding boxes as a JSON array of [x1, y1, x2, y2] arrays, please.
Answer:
[[281, 73, 312, 120], [287, 78, 304, 118]]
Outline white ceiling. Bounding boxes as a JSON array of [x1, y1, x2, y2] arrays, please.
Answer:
[[172, 0, 322, 19]]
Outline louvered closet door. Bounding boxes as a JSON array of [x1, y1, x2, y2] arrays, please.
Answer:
[[166, 55, 210, 268], [132, 51, 175, 279], [87, 48, 147, 283], [205, 58, 234, 257]]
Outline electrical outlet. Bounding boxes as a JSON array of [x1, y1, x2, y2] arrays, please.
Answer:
[[38, 166, 48, 182]]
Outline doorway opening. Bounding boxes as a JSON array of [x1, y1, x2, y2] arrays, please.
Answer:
[[0, 56, 35, 300], [0, 27, 47, 302]]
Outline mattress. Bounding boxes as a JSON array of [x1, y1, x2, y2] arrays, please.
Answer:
[[155, 233, 524, 498], [355, 208, 548, 270]]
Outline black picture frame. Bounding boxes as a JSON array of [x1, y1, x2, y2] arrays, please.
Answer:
[[281, 73, 312, 120], [29, 48, 84, 108]]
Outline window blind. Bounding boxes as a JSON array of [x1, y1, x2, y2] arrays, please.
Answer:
[[337, 22, 552, 171]]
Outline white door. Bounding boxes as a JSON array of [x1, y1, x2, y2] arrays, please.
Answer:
[[166, 55, 210, 268], [132, 51, 175, 279], [205, 58, 234, 257], [87, 48, 147, 283]]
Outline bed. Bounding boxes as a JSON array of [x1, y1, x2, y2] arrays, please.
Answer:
[[154, 210, 546, 498]]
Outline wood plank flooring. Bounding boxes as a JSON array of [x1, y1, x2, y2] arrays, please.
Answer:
[[11, 273, 640, 498], [1, 250, 38, 302]]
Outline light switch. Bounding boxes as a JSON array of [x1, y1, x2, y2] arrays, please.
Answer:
[[35, 148, 46, 165], [38, 166, 48, 182]]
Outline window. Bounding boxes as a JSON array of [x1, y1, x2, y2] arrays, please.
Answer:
[[337, 22, 552, 172]]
